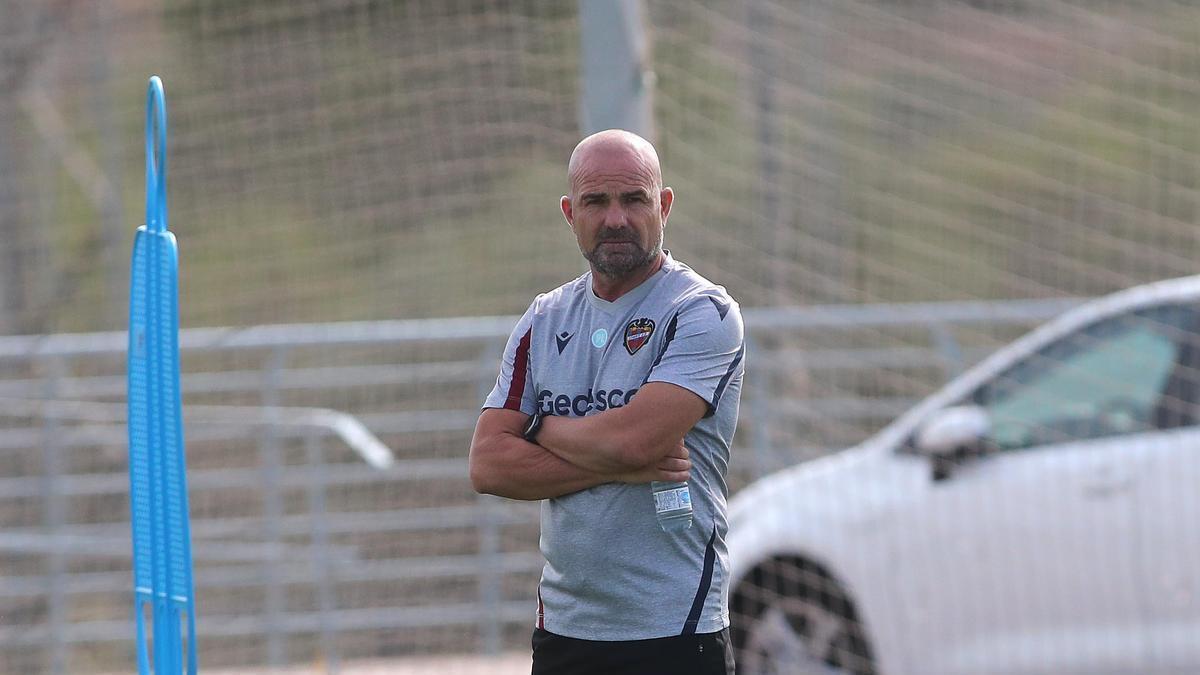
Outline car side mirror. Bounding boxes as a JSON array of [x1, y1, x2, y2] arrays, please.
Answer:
[[914, 405, 990, 481]]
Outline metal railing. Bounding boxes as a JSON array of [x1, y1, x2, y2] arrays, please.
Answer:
[[0, 298, 1081, 673]]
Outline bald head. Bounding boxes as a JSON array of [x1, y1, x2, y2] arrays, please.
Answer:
[[560, 129, 673, 289], [567, 129, 663, 196]]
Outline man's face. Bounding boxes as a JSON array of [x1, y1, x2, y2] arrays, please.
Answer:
[[562, 145, 672, 280]]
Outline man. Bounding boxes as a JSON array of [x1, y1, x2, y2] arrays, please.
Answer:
[[469, 129, 744, 674]]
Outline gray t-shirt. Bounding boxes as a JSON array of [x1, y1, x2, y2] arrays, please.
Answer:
[[483, 252, 745, 640]]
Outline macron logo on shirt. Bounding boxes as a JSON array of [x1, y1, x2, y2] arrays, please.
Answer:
[[555, 331, 573, 354]]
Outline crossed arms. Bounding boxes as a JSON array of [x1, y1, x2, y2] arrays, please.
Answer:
[[468, 382, 707, 500]]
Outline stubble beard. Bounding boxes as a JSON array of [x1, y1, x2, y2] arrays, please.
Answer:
[[585, 229, 663, 280]]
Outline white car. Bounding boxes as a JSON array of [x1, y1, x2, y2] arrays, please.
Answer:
[[728, 276, 1200, 675]]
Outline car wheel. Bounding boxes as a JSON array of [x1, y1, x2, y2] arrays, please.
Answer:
[[734, 560, 875, 675]]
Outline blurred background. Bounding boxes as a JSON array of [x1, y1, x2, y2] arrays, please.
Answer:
[[0, 0, 1197, 673]]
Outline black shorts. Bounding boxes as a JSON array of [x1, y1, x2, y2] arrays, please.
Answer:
[[531, 627, 735, 675]]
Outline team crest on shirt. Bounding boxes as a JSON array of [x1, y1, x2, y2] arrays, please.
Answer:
[[623, 318, 656, 355]]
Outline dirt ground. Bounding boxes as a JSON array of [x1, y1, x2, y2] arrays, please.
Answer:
[[198, 653, 531, 674]]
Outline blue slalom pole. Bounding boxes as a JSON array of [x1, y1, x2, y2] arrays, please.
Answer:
[[128, 75, 198, 675]]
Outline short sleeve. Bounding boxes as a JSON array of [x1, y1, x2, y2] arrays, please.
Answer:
[[644, 293, 745, 417], [482, 299, 538, 415]]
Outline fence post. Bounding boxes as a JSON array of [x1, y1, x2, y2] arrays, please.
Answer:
[[40, 356, 67, 675], [261, 347, 288, 667], [928, 323, 965, 380], [577, 0, 654, 138], [744, 333, 774, 478], [305, 430, 339, 674]]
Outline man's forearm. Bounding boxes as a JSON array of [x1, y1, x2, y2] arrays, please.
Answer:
[[537, 411, 663, 474], [470, 430, 614, 500], [535, 382, 706, 473]]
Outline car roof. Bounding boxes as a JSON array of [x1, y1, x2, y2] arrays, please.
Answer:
[[1072, 274, 1200, 320]]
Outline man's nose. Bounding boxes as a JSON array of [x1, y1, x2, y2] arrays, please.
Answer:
[[602, 202, 628, 228]]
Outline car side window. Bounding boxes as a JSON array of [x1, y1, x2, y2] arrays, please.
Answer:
[[969, 304, 1198, 452]]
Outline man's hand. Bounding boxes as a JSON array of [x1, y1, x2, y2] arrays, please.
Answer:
[[617, 441, 691, 484]]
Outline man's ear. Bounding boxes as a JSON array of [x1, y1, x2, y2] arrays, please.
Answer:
[[660, 187, 674, 223], [561, 195, 574, 227]]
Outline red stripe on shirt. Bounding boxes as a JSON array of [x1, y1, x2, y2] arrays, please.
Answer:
[[536, 586, 545, 629], [504, 327, 532, 410]]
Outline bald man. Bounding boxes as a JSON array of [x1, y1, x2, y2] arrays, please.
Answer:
[[470, 130, 744, 674]]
